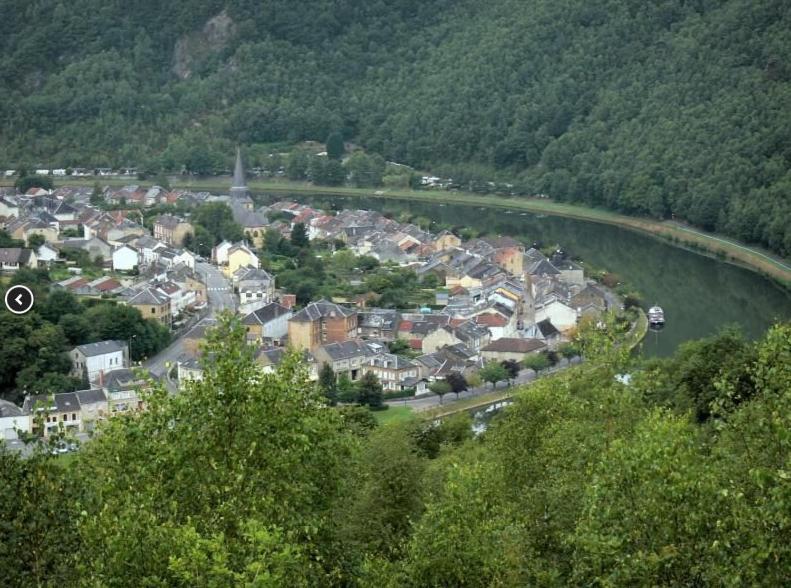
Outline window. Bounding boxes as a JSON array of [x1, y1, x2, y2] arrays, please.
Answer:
[[151, 308, 155, 314], [72, 413, 77, 421]]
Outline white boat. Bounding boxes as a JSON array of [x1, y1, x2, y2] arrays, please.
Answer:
[[648, 305, 665, 328]]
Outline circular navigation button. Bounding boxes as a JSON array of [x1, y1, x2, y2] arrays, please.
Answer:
[[4, 285, 35, 315]]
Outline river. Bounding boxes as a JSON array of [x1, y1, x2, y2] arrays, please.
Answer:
[[257, 192, 791, 356]]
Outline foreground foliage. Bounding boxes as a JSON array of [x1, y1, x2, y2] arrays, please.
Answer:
[[0, 318, 788, 586]]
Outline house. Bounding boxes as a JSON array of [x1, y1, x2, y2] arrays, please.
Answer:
[[134, 236, 167, 265], [102, 368, 150, 413], [469, 236, 525, 276], [366, 353, 420, 392], [358, 309, 400, 340], [112, 244, 139, 271], [288, 300, 358, 351], [61, 237, 112, 261], [126, 288, 171, 327], [397, 314, 451, 351], [241, 302, 292, 345], [0, 399, 29, 440], [535, 299, 577, 332], [36, 243, 60, 265], [212, 240, 234, 265], [481, 337, 546, 362], [236, 267, 276, 309], [75, 388, 109, 432], [225, 244, 259, 276], [524, 318, 563, 349], [155, 281, 193, 316], [23, 393, 81, 437], [554, 258, 585, 286], [178, 358, 204, 388], [70, 340, 129, 384], [313, 340, 386, 382], [433, 230, 462, 252], [153, 214, 194, 246], [255, 347, 319, 380], [0, 248, 37, 271], [23, 218, 59, 243], [421, 320, 490, 355], [0, 196, 20, 219], [570, 284, 609, 317], [172, 249, 196, 270]]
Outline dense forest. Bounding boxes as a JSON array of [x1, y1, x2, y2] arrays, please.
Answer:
[[0, 0, 789, 254], [1, 315, 788, 586]]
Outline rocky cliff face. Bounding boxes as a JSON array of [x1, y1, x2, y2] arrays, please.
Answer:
[[172, 10, 236, 80]]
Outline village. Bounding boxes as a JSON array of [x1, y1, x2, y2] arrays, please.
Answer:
[[0, 152, 618, 446]]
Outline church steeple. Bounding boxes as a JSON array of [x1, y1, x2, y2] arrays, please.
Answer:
[[230, 147, 248, 199]]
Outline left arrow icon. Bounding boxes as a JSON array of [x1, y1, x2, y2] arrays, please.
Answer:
[[4, 285, 35, 315]]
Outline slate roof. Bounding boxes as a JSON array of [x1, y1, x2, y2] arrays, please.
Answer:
[[0, 248, 32, 264], [482, 338, 546, 353], [291, 299, 355, 322], [128, 287, 170, 306], [75, 388, 107, 405], [369, 353, 416, 370], [242, 302, 291, 325], [537, 319, 560, 338], [318, 340, 384, 361], [0, 398, 23, 418], [75, 340, 126, 357]]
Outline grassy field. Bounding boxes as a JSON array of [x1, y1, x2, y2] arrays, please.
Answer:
[[373, 405, 415, 425], [4, 176, 789, 286]]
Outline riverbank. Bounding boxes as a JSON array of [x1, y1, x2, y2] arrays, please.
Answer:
[[4, 176, 789, 286]]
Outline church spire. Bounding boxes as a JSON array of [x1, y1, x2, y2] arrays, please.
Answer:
[[230, 146, 248, 198]]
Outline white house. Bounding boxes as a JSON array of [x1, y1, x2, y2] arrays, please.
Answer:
[[173, 249, 196, 270], [70, 340, 129, 384], [212, 240, 233, 265], [112, 245, 139, 271], [0, 399, 29, 440], [36, 243, 60, 265], [241, 302, 293, 345], [534, 299, 577, 332]]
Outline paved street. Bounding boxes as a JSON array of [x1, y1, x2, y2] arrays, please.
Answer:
[[197, 261, 236, 316], [144, 262, 234, 383]]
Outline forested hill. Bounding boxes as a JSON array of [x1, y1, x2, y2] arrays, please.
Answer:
[[1, 0, 789, 254]]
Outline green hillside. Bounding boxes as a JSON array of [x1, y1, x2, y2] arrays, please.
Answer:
[[1, 0, 789, 254]]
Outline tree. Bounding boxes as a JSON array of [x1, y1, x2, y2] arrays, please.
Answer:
[[522, 353, 551, 373], [75, 314, 354, 584], [15, 175, 53, 193], [388, 338, 413, 356], [357, 371, 384, 408], [290, 222, 309, 248], [318, 362, 337, 406], [479, 361, 508, 389], [26, 233, 45, 249], [501, 359, 520, 383], [429, 380, 451, 404], [326, 131, 345, 160], [337, 373, 358, 403], [445, 372, 468, 399], [285, 151, 309, 180], [89, 183, 104, 206]]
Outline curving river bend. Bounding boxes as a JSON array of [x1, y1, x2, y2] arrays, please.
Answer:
[[263, 193, 791, 356]]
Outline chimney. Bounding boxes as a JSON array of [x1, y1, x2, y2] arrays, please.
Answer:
[[280, 294, 296, 309]]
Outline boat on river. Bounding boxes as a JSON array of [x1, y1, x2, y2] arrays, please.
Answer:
[[648, 305, 665, 329]]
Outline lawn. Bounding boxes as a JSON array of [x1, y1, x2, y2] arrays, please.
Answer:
[[373, 405, 415, 425]]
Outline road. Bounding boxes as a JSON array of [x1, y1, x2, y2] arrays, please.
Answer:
[[388, 358, 579, 412], [197, 261, 237, 316], [144, 262, 234, 383]]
